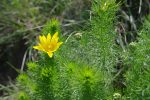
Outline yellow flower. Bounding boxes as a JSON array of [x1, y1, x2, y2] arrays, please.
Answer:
[[33, 32, 63, 57]]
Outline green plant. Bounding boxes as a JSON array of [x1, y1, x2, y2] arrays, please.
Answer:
[[124, 15, 150, 99], [17, 0, 119, 100], [0, 0, 149, 99]]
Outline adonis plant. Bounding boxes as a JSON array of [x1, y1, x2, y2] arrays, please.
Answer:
[[17, 0, 150, 100]]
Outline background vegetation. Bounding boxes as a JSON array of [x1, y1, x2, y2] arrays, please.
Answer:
[[0, 0, 149, 99]]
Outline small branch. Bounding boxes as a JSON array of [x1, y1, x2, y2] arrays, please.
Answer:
[[138, 0, 142, 14], [6, 62, 20, 73], [20, 50, 28, 73], [113, 67, 124, 80], [65, 32, 76, 43]]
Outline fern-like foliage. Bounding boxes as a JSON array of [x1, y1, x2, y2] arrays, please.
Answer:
[[124, 15, 150, 99]]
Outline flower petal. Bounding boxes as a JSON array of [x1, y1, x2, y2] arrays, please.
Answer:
[[39, 35, 47, 45], [51, 32, 59, 43], [39, 36, 43, 43], [42, 35, 47, 44], [51, 42, 63, 52], [33, 43, 45, 51], [33, 45, 43, 51], [47, 33, 51, 43], [56, 42, 63, 49], [47, 51, 53, 58]]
